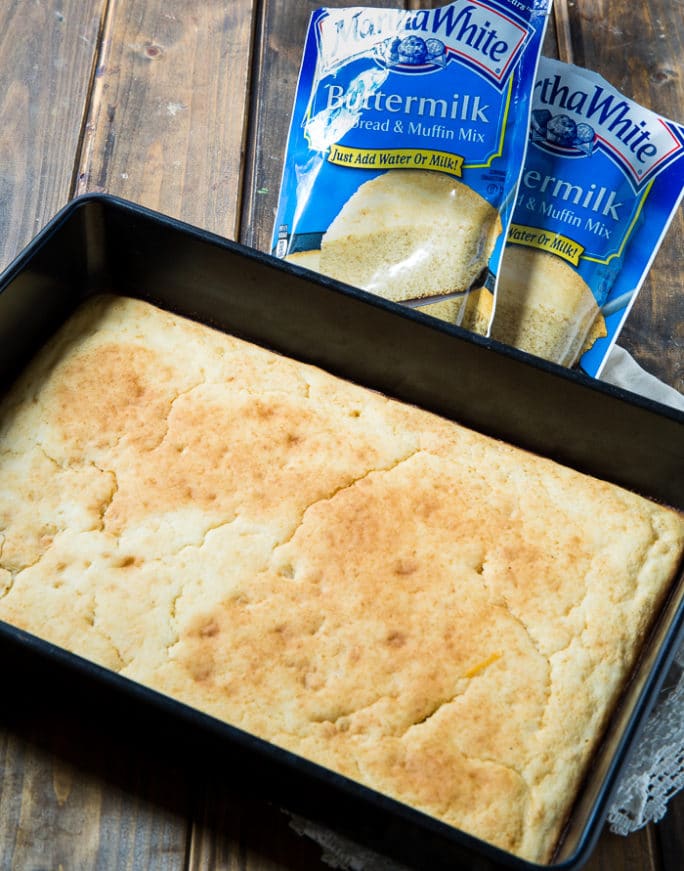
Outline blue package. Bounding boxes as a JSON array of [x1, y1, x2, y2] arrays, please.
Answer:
[[489, 57, 684, 373], [272, 1, 551, 326]]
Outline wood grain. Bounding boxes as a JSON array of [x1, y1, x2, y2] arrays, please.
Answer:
[[564, 0, 684, 390], [76, 0, 255, 240], [0, 702, 191, 871], [552, 0, 575, 63], [587, 825, 660, 871], [186, 789, 326, 871], [0, 0, 104, 272], [658, 788, 684, 868]]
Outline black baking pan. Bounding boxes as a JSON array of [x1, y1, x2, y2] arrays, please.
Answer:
[[0, 193, 682, 871]]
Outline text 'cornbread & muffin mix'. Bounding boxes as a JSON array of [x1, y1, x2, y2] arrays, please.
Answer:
[[272, 1, 551, 329]]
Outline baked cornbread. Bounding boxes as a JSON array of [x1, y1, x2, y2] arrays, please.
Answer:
[[419, 286, 494, 333], [318, 170, 502, 303], [491, 246, 602, 366], [0, 295, 682, 864], [285, 249, 322, 271], [284, 251, 495, 333]]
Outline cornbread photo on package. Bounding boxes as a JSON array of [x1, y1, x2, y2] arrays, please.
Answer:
[[1, 294, 683, 865], [272, 0, 551, 328], [479, 56, 684, 371]]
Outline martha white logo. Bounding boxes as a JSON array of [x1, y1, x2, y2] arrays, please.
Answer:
[[316, 1, 531, 90], [532, 71, 684, 188]]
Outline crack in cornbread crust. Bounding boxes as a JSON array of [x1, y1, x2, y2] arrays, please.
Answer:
[[0, 295, 682, 863]]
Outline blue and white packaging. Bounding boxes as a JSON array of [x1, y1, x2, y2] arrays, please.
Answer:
[[491, 56, 684, 374], [272, 1, 551, 327]]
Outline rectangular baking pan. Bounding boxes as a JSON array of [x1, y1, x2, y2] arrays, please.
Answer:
[[0, 193, 682, 871]]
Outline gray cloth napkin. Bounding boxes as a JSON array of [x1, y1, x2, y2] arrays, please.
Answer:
[[600, 345, 684, 412]]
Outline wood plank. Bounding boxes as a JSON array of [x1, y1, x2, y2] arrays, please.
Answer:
[[552, 0, 574, 63], [0, 0, 104, 272], [657, 790, 684, 869], [0, 702, 191, 871], [564, 0, 684, 390], [187, 788, 326, 871], [76, 0, 256, 240], [583, 824, 660, 871]]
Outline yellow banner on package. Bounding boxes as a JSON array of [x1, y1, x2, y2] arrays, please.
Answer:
[[508, 224, 585, 266], [327, 144, 464, 177]]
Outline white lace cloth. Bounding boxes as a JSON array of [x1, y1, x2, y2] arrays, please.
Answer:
[[289, 345, 684, 866]]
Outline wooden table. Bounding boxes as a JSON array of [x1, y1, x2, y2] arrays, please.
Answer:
[[0, 1, 682, 869]]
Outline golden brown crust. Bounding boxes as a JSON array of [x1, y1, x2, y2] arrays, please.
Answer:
[[0, 295, 682, 863]]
